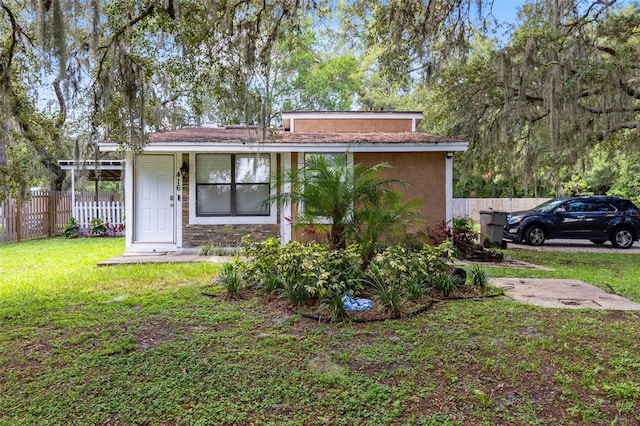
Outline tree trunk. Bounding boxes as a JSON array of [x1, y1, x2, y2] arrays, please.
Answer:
[[0, 139, 7, 167]]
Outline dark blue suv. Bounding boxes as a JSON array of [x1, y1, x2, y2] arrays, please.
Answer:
[[503, 196, 640, 249]]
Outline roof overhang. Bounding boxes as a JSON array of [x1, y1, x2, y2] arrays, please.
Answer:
[[98, 141, 469, 154]]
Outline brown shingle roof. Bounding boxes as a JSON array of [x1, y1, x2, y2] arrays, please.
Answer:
[[147, 127, 463, 144]]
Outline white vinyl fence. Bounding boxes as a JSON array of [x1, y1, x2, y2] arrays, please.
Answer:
[[453, 198, 552, 224], [74, 200, 124, 229]]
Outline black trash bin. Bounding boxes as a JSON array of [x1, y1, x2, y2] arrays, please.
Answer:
[[479, 209, 508, 249]]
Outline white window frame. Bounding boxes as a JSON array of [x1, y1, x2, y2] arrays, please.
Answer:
[[189, 152, 277, 225]]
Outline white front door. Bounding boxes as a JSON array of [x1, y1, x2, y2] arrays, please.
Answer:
[[134, 154, 175, 243]]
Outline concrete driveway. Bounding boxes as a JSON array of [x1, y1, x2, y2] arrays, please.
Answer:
[[490, 277, 640, 311], [493, 239, 640, 310], [504, 238, 640, 253]]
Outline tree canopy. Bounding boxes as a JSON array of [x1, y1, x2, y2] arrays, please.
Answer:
[[421, 0, 640, 198], [1, 0, 639, 200]]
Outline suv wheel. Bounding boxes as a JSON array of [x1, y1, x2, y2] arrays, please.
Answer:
[[611, 228, 634, 249], [525, 226, 546, 246]]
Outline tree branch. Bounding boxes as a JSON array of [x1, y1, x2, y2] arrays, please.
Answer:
[[1, 1, 20, 75], [92, 1, 160, 128], [578, 102, 640, 114], [596, 120, 640, 141], [52, 75, 66, 128]]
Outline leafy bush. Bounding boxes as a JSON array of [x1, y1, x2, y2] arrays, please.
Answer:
[[63, 217, 80, 238], [235, 237, 462, 317], [241, 238, 312, 289], [63, 217, 124, 238], [428, 217, 479, 258], [366, 246, 428, 299], [241, 237, 364, 304], [431, 271, 464, 297], [451, 216, 479, 256], [319, 291, 348, 322], [90, 217, 107, 236]]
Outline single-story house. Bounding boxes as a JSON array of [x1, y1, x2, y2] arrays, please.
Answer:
[[98, 111, 468, 253]]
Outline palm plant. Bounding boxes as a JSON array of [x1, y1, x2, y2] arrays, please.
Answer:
[[267, 153, 419, 255]]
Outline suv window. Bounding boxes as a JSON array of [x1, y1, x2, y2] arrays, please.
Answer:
[[565, 201, 589, 213], [588, 201, 616, 212], [619, 200, 639, 213]]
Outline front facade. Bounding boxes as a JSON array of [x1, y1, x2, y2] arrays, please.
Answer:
[[99, 111, 468, 253]]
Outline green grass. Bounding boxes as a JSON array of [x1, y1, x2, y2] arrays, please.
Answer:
[[1, 238, 639, 425]]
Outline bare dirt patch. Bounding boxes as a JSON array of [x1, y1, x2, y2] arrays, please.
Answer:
[[135, 319, 177, 350]]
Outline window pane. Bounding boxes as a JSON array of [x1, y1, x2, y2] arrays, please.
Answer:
[[197, 185, 231, 215], [197, 154, 231, 183], [236, 184, 270, 215], [236, 154, 270, 183], [590, 202, 615, 212]]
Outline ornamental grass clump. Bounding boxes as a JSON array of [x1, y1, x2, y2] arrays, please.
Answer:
[[470, 264, 489, 292], [366, 263, 404, 317], [219, 260, 244, 298], [431, 271, 462, 297]]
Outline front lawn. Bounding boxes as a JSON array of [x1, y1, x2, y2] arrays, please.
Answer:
[[1, 238, 639, 425]]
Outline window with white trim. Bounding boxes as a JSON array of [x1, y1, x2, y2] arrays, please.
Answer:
[[196, 153, 271, 216]]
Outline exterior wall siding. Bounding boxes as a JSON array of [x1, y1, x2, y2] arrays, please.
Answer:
[[355, 152, 446, 231], [293, 118, 413, 133]]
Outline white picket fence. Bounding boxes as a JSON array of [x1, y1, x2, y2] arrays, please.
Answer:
[[74, 201, 124, 229]]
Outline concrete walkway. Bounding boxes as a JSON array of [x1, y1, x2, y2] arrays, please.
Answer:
[[97, 250, 233, 266], [491, 277, 640, 311]]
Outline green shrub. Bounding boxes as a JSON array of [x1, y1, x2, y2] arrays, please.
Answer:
[[240, 237, 364, 304], [261, 270, 285, 294], [280, 274, 310, 305], [470, 264, 489, 291], [219, 259, 244, 297], [367, 263, 403, 317], [431, 271, 460, 297], [428, 217, 479, 258], [237, 237, 460, 315], [63, 217, 80, 238], [364, 242, 456, 304], [242, 238, 318, 290], [319, 291, 348, 322], [90, 217, 107, 236], [304, 245, 364, 300], [451, 216, 479, 257]]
